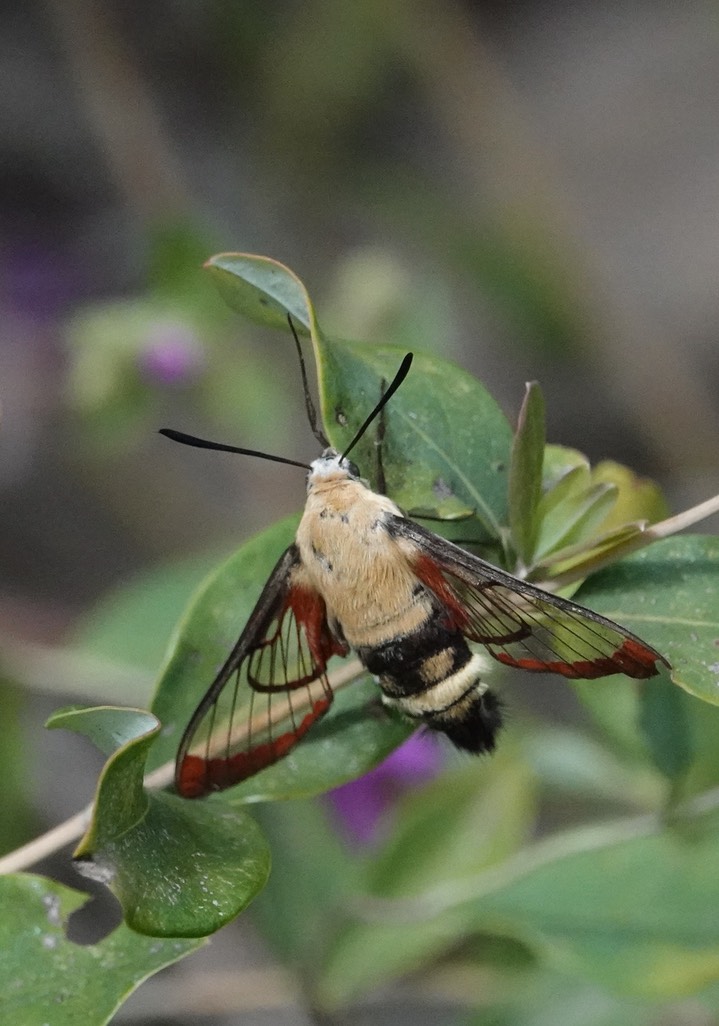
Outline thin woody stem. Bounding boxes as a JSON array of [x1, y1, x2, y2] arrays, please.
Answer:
[[0, 659, 365, 875], [546, 492, 719, 590]]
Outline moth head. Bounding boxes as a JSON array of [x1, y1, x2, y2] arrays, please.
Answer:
[[309, 448, 361, 486]]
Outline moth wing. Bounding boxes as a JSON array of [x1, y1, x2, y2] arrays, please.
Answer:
[[175, 544, 348, 798], [390, 517, 668, 680]]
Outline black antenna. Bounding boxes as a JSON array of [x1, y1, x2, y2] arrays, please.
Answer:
[[341, 353, 413, 461], [287, 314, 328, 447], [159, 428, 310, 470]]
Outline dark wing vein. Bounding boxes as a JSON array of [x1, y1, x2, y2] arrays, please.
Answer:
[[390, 517, 668, 680], [175, 545, 340, 797]]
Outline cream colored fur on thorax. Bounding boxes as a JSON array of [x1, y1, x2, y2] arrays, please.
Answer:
[[296, 462, 431, 649]]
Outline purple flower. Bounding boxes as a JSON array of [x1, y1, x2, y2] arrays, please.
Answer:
[[138, 321, 204, 385], [327, 732, 443, 846]]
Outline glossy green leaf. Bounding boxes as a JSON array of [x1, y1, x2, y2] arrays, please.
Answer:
[[314, 338, 512, 538], [47, 705, 159, 761], [80, 789, 270, 937], [577, 535, 719, 706], [52, 708, 159, 851], [54, 707, 270, 937], [508, 381, 545, 566], [204, 251, 513, 540], [0, 874, 202, 1026]]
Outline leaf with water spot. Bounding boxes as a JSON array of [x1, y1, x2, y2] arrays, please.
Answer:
[[0, 874, 202, 1025], [50, 706, 270, 937]]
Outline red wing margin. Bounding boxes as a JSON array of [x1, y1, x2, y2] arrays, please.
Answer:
[[390, 518, 669, 681], [175, 545, 348, 798]]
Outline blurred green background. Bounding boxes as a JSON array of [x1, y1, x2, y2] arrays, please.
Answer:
[[2, 2, 719, 1024]]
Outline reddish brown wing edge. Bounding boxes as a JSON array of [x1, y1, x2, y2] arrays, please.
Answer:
[[175, 544, 348, 798], [389, 517, 669, 680]]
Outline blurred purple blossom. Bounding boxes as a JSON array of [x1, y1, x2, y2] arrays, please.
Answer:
[[1, 241, 88, 322], [138, 321, 204, 385], [327, 732, 444, 846]]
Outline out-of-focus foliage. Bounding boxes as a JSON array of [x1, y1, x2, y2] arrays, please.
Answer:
[[3, 256, 717, 1024], [3, 4, 719, 1024]]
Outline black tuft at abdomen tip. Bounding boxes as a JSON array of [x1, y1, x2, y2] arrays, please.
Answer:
[[430, 689, 503, 755]]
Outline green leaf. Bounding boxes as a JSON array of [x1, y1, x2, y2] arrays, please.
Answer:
[[49, 707, 157, 849], [533, 450, 668, 587], [0, 874, 202, 1026], [577, 535, 719, 706], [205, 252, 319, 333], [638, 672, 695, 784], [508, 382, 545, 566], [82, 790, 270, 937], [204, 251, 513, 540], [534, 461, 592, 558], [533, 523, 645, 584], [314, 338, 512, 538], [535, 483, 617, 565], [367, 746, 536, 899], [316, 748, 536, 1007], [73, 549, 225, 675], [542, 444, 589, 487], [54, 707, 270, 937], [464, 967, 664, 1026], [250, 798, 358, 981], [522, 725, 662, 810], [462, 807, 719, 998], [591, 460, 669, 530], [48, 705, 159, 761]]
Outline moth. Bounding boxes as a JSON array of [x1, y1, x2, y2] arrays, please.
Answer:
[[162, 331, 668, 798]]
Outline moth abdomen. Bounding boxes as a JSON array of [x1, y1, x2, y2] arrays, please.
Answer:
[[426, 686, 503, 755], [358, 616, 467, 692], [360, 619, 504, 755]]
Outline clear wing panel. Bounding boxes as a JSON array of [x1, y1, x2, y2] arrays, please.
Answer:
[[176, 552, 346, 797], [402, 522, 667, 682]]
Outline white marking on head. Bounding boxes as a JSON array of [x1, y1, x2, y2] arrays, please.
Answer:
[[308, 448, 360, 483]]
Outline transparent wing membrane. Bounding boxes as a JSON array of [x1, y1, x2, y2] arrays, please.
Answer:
[[177, 671, 333, 797], [398, 519, 668, 682], [448, 578, 662, 678], [175, 547, 346, 797]]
